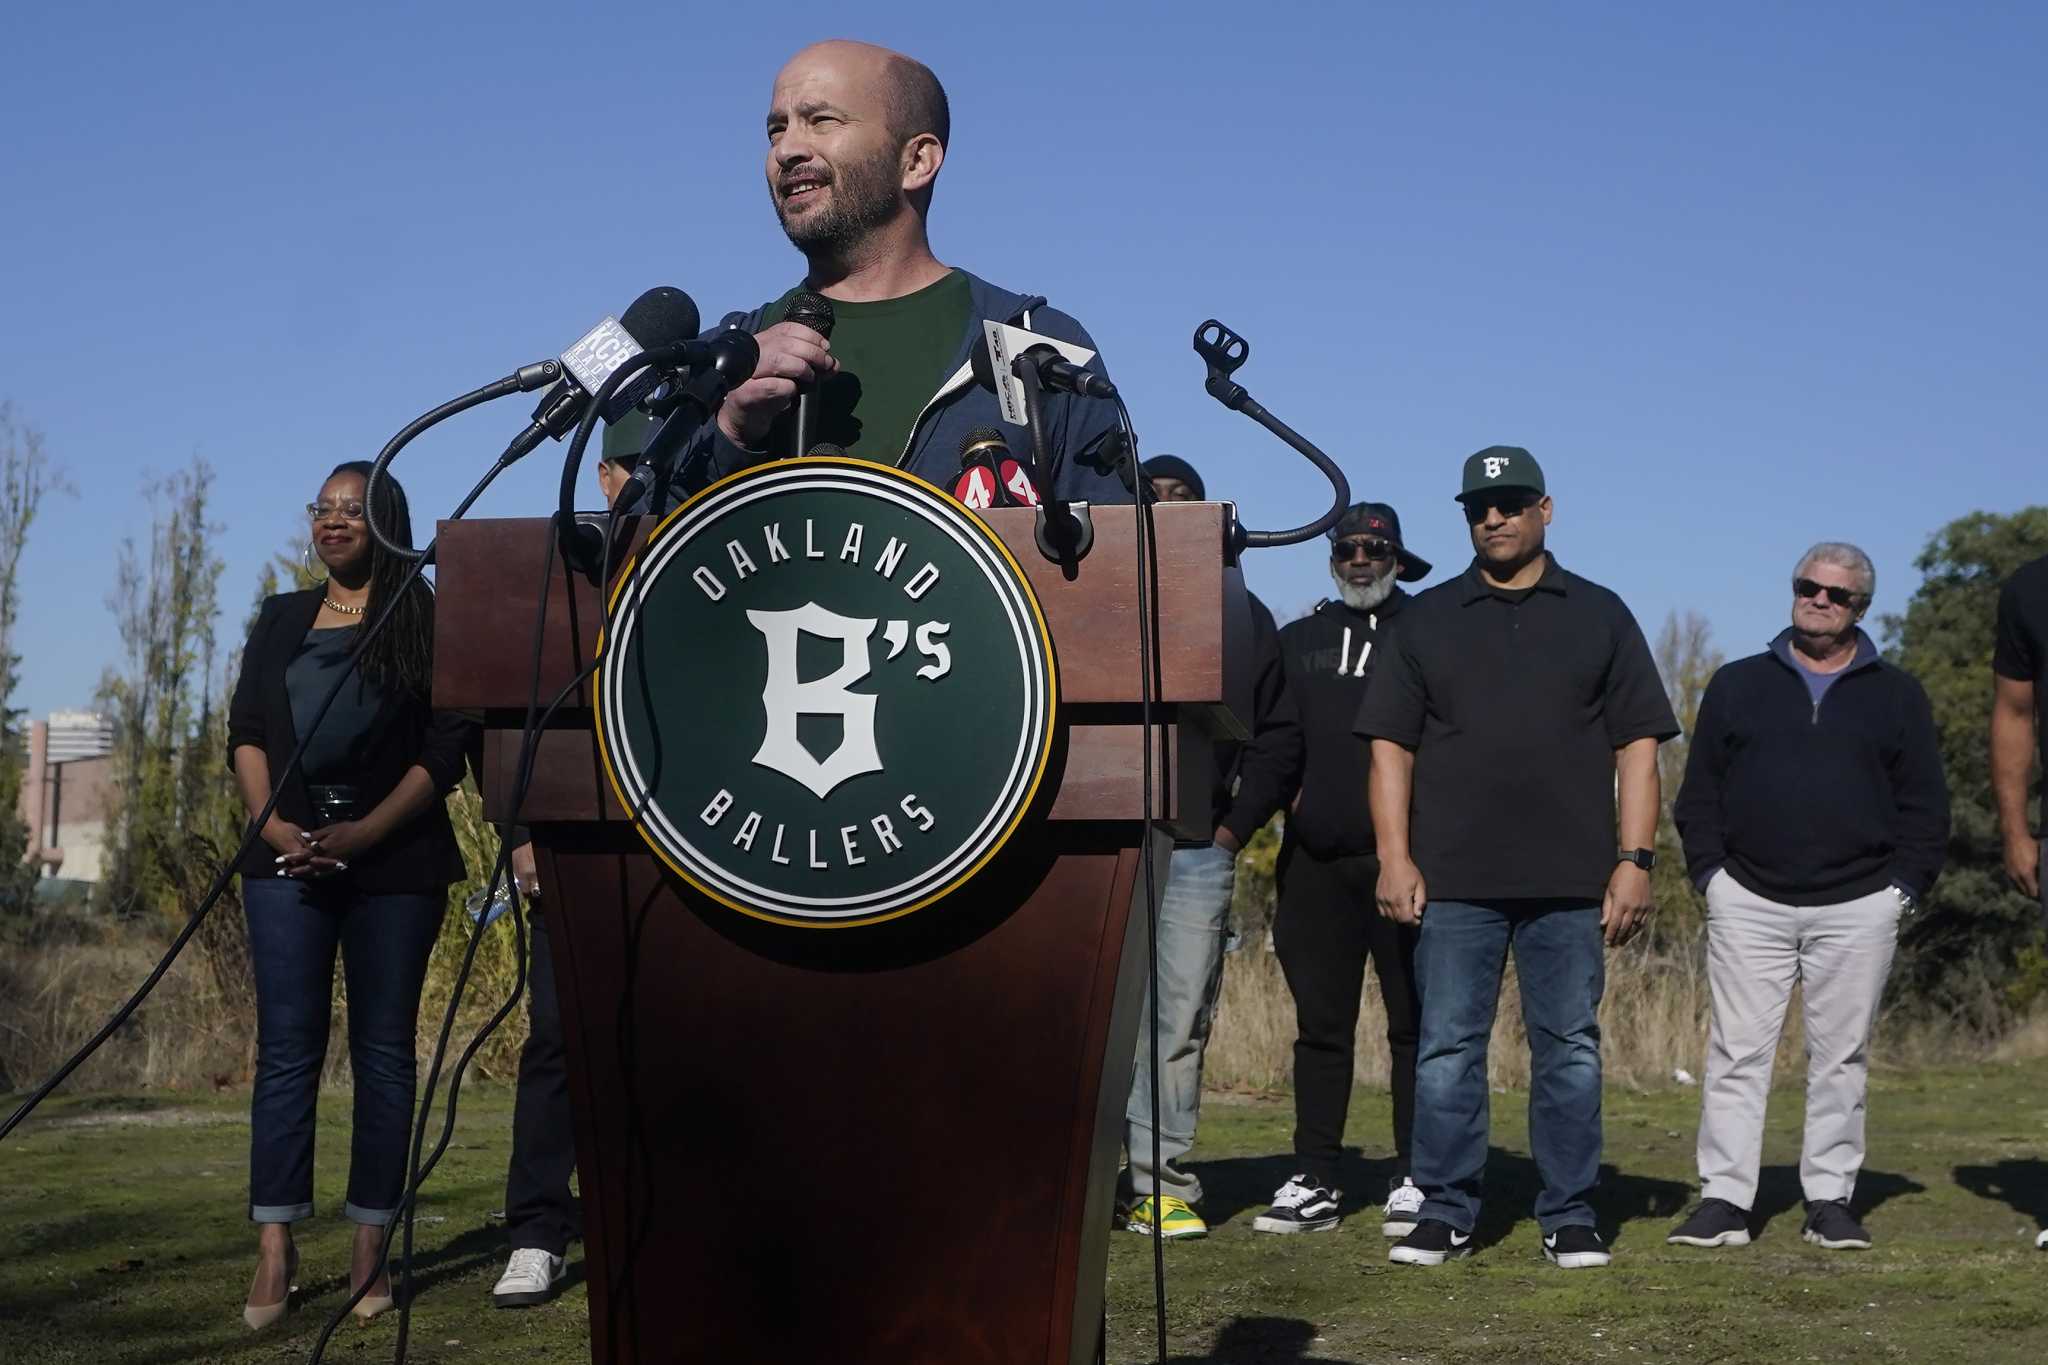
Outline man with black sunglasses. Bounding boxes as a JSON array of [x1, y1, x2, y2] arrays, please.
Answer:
[[1252, 503, 1431, 1238], [1668, 543, 1947, 1254], [1357, 446, 1678, 1270]]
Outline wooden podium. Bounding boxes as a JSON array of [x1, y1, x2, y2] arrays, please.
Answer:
[[435, 499, 1248, 1365]]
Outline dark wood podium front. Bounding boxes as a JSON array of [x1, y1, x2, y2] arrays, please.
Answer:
[[435, 503, 1247, 1365]]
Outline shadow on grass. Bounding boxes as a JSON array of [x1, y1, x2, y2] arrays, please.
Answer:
[[1953, 1159, 2048, 1227], [1751, 1164, 1925, 1236], [1164, 1315, 1354, 1363], [1469, 1152, 1691, 1250], [1186, 1146, 1694, 1249]]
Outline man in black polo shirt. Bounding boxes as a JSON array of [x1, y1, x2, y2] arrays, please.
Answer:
[[1991, 548, 2048, 1251], [1357, 447, 1677, 1270]]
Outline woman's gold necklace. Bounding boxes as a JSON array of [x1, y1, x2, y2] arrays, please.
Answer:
[[322, 596, 366, 617]]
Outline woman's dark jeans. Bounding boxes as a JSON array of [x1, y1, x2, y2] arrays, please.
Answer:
[[242, 876, 444, 1226]]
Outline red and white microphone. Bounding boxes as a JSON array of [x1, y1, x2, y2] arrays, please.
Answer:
[[954, 426, 1030, 509]]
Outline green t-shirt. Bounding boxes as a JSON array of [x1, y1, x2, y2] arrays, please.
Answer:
[[763, 269, 973, 463]]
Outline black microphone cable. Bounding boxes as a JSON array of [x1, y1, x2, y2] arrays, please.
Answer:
[[1112, 395, 1170, 1365], [0, 430, 542, 1145]]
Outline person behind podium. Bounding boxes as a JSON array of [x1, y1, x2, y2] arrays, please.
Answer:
[[666, 39, 1130, 505], [490, 428, 647, 1309], [226, 461, 478, 1329], [1118, 456, 1301, 1240]]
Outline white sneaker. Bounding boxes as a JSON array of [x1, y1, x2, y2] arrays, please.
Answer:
[[1382, 1178, 1425, 1238], [493, 1248, 566, 1308]]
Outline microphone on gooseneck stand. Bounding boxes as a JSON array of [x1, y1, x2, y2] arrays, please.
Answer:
[[785, 291, 836, 457], [510, 286, 702, 463]]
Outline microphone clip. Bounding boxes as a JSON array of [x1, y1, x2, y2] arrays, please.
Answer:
[[1193, 319, 1252, 411]]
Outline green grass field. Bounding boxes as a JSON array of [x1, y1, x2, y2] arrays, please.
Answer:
[[2, 1064, 2044, 1364]]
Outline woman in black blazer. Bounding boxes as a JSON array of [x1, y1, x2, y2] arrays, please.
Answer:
[[226, 460, 476, 1329]]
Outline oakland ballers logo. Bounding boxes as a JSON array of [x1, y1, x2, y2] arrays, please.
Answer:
[[595, 458, 1057, 927]]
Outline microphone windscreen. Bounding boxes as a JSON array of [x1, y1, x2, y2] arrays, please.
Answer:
[[785, 291, 835, 339], [968, 334, 998, 391], [806, 442, 847, 459], [620, 287, 701, 349], [960, 425, 1007, 466]]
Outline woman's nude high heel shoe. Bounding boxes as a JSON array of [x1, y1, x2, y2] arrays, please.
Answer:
[[243, 1247, 299, 1330]]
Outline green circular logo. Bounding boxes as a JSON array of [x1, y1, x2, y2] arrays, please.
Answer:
[[596, 458, 1057, 927]]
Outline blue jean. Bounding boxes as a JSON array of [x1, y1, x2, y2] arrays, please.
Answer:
[[1123, 843, 1237, 1205], [1411, 899, 1605, 1235], [243, 876, 444, 1226]]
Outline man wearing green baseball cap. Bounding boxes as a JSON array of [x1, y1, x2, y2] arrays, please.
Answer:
[[1357, 445, 1678, 1271]]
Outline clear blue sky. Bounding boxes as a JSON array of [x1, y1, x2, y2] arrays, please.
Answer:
[[3, 1, 2041, 721]]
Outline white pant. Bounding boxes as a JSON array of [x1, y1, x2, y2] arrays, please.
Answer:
[[1696, 870, 1901, 1209]]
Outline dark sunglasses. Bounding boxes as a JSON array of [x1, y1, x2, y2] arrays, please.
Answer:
[[1793, 577, 1865, 609], [1331, 537, 1395, 563], [1461, 492, 1540, 524]]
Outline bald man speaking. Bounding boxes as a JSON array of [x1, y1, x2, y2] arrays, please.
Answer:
[[668, 40, 1130, 504]]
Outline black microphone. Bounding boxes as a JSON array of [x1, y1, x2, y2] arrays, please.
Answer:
[[614, 326, 764, 512], [785, 291, 836, 458], [1015, 342, 1117, 400], [806, 442, 847, 459], [953, 426, 1009, 509], [970, 335, 1118, 401]]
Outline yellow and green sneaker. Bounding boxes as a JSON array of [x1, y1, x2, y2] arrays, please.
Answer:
[[1124, 1194, 1208, 1240]]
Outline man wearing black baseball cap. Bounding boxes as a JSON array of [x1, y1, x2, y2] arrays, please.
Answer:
[[1117, 455, 1302, 1240], [1358, 446, 1678, 1270], [1253, 502, 1431, 1239]]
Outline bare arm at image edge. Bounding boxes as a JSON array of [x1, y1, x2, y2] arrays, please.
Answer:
[[1370, 739, 1424, 924], [1991, 673, 2040, 900]]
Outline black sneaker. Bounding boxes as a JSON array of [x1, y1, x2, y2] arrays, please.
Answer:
[[1251, 1173, 1341, 1234], [1541, 1224, 1612, 1269], [1666, 1198, 1752, 1248], [1389, 1218, 1472, 1266], [1801, 1199, 1871, 1250]]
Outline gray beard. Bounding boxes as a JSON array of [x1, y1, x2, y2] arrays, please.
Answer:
[[1331, 566, 1395, 612]]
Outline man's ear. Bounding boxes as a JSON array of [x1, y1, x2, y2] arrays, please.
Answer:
[[901, 133, 944, 196]]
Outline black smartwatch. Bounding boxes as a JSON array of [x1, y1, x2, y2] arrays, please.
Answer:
[[1618, 848, 1656, 871]]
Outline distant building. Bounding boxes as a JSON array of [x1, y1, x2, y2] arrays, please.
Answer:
[[17, 711, 116, 884]]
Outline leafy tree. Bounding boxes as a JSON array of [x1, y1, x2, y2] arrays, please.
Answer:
[[1648, 610, 1724, 947], [1883, 507, 2048, 1022], [0, 404, 72, 921], [95, 459, 236, 921]]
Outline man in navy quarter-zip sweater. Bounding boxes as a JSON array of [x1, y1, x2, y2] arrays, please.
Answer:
[[1668, 542, 1948, 1255], [1252, 503, 1432, 1240], [663, 40, 1129, 507]]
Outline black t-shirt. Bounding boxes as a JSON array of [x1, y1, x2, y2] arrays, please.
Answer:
[[1994, 552, 2048, 791], [1354, 555, 1679, 901]]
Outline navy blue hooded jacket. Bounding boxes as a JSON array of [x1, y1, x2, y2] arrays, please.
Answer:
[[1673, 627, 1950, 906], [663, 270, 1133, 507]]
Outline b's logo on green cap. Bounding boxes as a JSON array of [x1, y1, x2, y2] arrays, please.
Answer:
[[595, 458, 1057, 928]]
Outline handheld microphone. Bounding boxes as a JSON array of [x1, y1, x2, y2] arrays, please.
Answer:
[[954, 426, 1009, 509], [806, 442, 847, 459], [517, 287, 701, 459], [784, 292, 836, 458]]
